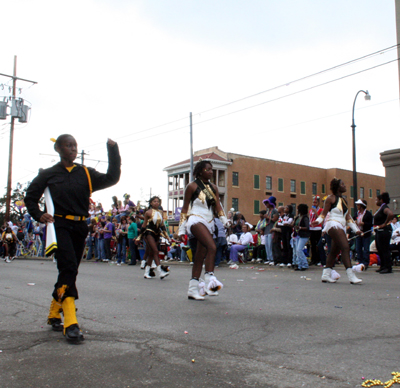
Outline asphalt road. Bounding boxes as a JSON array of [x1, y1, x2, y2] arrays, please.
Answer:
[[0, 259, 399, 388]]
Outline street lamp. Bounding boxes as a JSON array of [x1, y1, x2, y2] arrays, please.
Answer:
[[351, 90, 371, 217]]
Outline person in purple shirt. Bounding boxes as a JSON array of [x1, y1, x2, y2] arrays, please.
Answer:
[[102, 216, 113, 261]]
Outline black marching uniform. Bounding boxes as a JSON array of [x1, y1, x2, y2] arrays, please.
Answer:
[[24, 142, 120, 339]]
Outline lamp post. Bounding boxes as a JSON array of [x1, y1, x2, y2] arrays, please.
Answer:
[[351, 90, 371, 217]]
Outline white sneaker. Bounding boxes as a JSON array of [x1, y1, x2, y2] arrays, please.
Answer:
[[317, 262, 321, 266], [205, 273, 223, 296], [321, 268, 337, 283], [229, 263, 239, 269], [117, 263, 121, 266], [5, 257, 11, 263], [227, 260, 233, 265], [151, 260, 157, 269], [140, 260, 146, 269], [188, 279, 205, 301], [269, 262, 274, 266], [279, 263, 285, 267], [256, 258, 263, 263], [263, 261, 269, 265], [251, 258, 256, 263], [190, 262, 194, 265], [144, 265, 156, 279], [287, 263, 292, 267], [157, 265, 170, 279], [346, 268, 362, 284]]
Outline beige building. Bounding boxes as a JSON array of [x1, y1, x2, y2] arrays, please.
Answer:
[[164, 146, 385, 225]]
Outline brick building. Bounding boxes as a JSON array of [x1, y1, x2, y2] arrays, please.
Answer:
[[164, 146, 385, 225]]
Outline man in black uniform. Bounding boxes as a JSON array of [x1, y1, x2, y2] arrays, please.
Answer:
[[25, 135, 121, 343]]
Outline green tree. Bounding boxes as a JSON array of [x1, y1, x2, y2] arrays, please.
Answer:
[[0, 183, 44, 225]]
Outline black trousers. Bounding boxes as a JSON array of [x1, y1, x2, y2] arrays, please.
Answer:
[[281, 227, 292, 265], [375, 229, 392, 270], [309, 230, 322, 264], [52, 218, 88, 301], [104, 238, 112, 260]]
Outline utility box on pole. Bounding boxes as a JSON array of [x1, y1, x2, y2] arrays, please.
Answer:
[[0, 101, 7, 119], [19, 105, 30, 123]]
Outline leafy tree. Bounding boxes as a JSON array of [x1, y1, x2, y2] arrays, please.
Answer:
[[0, 183, 44, 225]]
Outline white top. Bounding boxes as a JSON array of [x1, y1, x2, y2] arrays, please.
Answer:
[[239, 232, 253, 246], [188, 198, 214, 224], [227, 234, 238, 245], [329, 198, 347, 227], [391, 228, 400, 244]]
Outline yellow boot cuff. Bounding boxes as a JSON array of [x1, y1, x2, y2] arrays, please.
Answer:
[[62, 297, 78, 333], [48, 299, 62, 320]]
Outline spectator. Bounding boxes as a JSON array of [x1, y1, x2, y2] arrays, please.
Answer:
[[262, 196, 278, 265], [293, 204, 310, 271], [1, 226, 18, 262], [127, 216, 139, 265], [374, 192, 394, 274], [355, 199, 373, 269], [309, 196, 323, 266], [102, 216, 113, 262], [281, 205, 294, 267], [116, 216, 128, 265], [228, 224, 253, 268], [273, 206, 284, 266], [86, 218, 98, 260], [253, 210, 266, 263], [232, 212, 246, 238], [213, 217, 227, 267]]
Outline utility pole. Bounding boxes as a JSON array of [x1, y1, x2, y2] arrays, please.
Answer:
[[5, 57, 17, 223], [81, 150, 87, 165], [3, 56, 37, 222], [189, 112, 193, 182]]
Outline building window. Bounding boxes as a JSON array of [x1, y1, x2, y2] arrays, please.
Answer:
[[376, 189, 380, 197], [360, 187, 364, 199], [232, 198, 239, 211], [350, 186, 354, 199], [232, 172, 239, 186], [254, 200, 260, 214], [300, 181, 306, 195], [369, 188, 372, 198], [291, 203, 297, 216], [254, 175, 260, 190], [290, 179, 296, 193], [312, 182, 317, 195], [278, 202, 284, 207], [266, 176, 272, 190], [351, 208, 355, 217], [218, 170, 225, 187], [278, 178, 284, 192], [322, 184, 326, 194]]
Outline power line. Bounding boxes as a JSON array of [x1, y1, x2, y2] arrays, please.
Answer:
[[87, 56, 399, 150], [83, 44, 398, 151]]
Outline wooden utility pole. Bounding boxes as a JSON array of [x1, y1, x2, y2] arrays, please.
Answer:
[[3, 56, 37, 222], [5, 56, 17, 223]]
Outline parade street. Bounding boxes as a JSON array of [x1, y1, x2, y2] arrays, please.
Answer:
[[0, 260, 399, 388]]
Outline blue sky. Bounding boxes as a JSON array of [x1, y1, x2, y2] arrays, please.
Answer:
[[0, 0, 399, 210]]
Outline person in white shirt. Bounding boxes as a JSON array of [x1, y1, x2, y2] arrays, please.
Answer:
[[228, 224, 253, 265]]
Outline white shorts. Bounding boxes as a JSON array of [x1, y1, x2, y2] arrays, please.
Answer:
[[187, 216, 215, 236], [323, 220, 346, 234]]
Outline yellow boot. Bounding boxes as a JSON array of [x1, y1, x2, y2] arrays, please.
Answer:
[[61, 297, 84, 343], [47, 299, 63, 331]]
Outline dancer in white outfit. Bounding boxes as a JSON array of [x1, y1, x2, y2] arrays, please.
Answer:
[[312, 178, 363, 284], [179, 160, 228, 300]]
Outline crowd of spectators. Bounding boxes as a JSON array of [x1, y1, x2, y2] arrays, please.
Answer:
[[2, 192, 400, 272]]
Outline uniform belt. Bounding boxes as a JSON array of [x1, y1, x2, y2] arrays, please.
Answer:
[[54, 214, 86, 221]]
